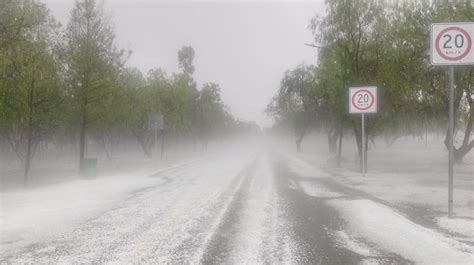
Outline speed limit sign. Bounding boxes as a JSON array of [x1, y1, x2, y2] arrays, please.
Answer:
[[431, 23, 474, 65], [349, 86, 377, 114], [348, 86, 377, 175], [430, 23, 473, 218]]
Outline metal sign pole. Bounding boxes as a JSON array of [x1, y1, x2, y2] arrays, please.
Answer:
[[349, 86, 376, 176], [430, 23, 474, 218], [448, 66, 454, 218], [362, 113, 366, 175], [160, 130, 165, 160], [155, 129, 158, 157]]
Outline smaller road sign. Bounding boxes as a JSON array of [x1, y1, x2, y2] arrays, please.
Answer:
[[431, 23, 474, 65], [148, 113, 164, 131], [349, 86, 377, 114]]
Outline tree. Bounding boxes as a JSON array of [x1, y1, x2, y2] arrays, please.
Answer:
[[266, 64, 326, 152], [64, 0, 126, 167], [118, 68, 156, 158], [316, 0, 388, 170], [195, 82, 229, 148], [178, 46, 196, 79], [433, 1, 474, 163], [0, 0, 65, 184], [314, 48, 348, 159], [0, 0, 245, 183]]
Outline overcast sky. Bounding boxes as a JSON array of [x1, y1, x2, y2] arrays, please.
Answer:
[[43, 0, 324, 127]]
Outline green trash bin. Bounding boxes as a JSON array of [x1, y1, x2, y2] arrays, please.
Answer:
[[80, 158, 97, 179]]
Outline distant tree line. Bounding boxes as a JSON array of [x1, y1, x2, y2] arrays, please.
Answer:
[[0, 0, 253, 184], [267, 0, 473, 169]]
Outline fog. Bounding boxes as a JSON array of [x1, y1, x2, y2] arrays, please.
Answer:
[[1, 0, 474, 264], [44, 0, 322, 126]]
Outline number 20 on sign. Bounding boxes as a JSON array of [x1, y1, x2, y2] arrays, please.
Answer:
[[349, 86, 377, 114], [430, 22, 474, 218], [431, 23, 474, 65], [349, 86, 377, 175]]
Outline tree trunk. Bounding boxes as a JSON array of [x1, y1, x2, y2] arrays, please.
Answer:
[[141, 137, 152, 158], [353, 120, 362, 171], [24, 123, 33, 186], [100, 134, 111, 160], [369, 135, 376, 150], [295, 128, 306, 152], [79, 71, 90, 168], [24, 68, 35, 186], [364, 128, 369, 171], [352, 119, 368, 172], [445, 98, 473, 164], [425, 123, 429, 148], [384, 135, 399, 148], [134, 131, 153, 158], [454, 107, 473, 163], [328, 128, 338, 154], [79, 98, 87, 164], [160, 131, 165, 159], [337, 124, 343, 167]]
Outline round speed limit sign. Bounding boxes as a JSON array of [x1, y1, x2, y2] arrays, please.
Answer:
[[349, 86, 377, 114], [431, 23, 474, 65]]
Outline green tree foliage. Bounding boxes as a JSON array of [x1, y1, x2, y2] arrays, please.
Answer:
[[313, 0, 387, 169], [176, 46, 199, 133], [266, 64, 323, 151], [195, 82, 230, 148], [120, 68, 156, 158], [433, 1, 474, 162], [1, 0, 240, 183], [0, 0, 65, 184], [269, 0, 474, 170], [64, 0, 126, 165], [117, 47, 234, 157]]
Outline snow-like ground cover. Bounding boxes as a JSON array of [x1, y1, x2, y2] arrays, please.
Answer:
[[277, 139, 474, 264], [210, 155, 298, 264], [437, 217, 474, 241], [1, 135, 472, 264], [2, 141, 305, 264], [279, 134, 474, 242], [107, 150, 258, 264], [299, 181, 343, 198], [285, 154, 326, 178], [331, 230, 378, 257], [223, 154, 275, 263], [1, 142, 272, 263], [329, 145, 474, 244], [0, 138, 249, 190], [0, 156, 205, 253], [328, 199, 474, 265]]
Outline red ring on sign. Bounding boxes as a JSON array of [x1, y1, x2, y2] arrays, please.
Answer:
[[352, 89, 375, 111], [435, 26, 472, 61]]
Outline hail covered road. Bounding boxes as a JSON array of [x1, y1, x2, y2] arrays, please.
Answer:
[[1, 144, 473, 264]]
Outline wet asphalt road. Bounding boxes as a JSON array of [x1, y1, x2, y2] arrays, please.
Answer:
[[2, 152, 415, 264], [269, 154, 412, 265]]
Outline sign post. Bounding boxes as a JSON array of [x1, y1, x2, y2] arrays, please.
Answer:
[[448, 66, 454, 218], [431, 22, 474, 218], [362, 112, 365, 174], [148, 113, 165, 159], [349, 86, 378, 175]]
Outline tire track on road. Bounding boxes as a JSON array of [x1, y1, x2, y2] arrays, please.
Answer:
[[277, 153, 416, 264], [200, 154, 298, 264], [0, 154, 256, 264]]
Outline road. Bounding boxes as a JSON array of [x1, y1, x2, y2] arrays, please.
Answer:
[[1, 148, 472, 264]]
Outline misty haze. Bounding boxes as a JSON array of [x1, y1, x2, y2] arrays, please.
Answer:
[[0, 0, 473, 264]]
